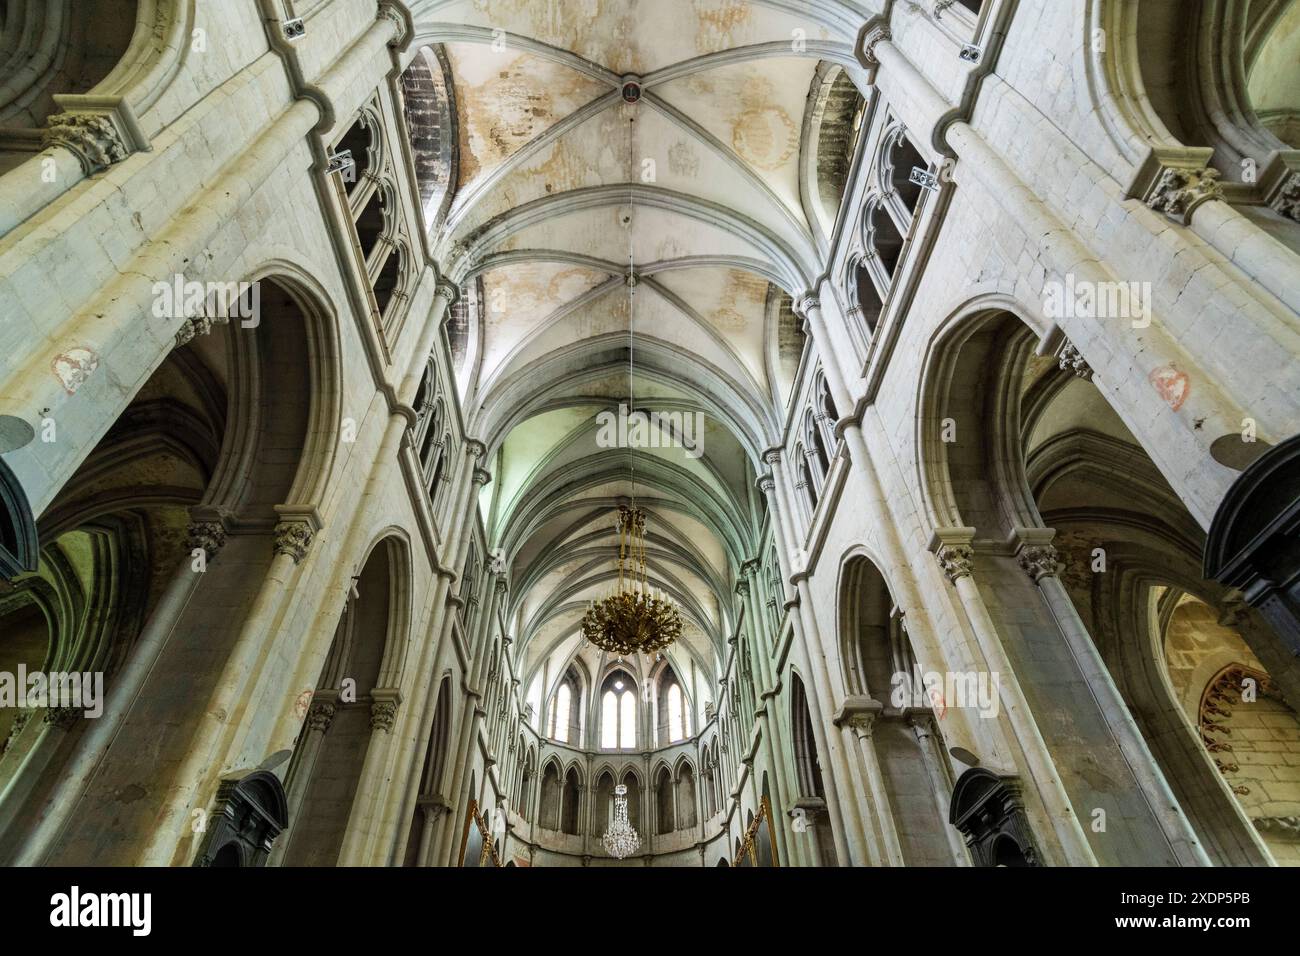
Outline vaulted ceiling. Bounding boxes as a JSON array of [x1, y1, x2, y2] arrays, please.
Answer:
[[405, 0, 869, 696]]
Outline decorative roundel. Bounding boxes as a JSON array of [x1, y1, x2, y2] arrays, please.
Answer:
[[621, 78, 642, 103]]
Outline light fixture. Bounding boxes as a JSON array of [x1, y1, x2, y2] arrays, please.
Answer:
[[581, 506, 683, 656], [602, 784, 641, 859], [579, 110, 684, 659]]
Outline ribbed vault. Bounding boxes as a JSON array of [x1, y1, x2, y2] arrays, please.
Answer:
[[403, 0, 869, 717]]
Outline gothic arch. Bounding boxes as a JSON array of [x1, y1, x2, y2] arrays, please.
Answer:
[[654, 764, 675, 835], [0, 457, 37, 578], [201, 266, 342, 518], [1086, 0, 1296, 174], [799, 61, 867, 243], [398, 44, 457, 233], [0, 0, 193, 131], [560, 765, 582, 835], [539, 757, 564, 830], [837, 551, 960, 865], [919, 300, 1278, 865], [276, 533, 409, 866], [402, 673, 454, 866]]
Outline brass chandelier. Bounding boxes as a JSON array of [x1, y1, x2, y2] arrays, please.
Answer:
[[581, 505, 682, 656]]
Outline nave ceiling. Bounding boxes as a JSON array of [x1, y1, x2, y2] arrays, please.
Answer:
[[403, 0, 869, 698]]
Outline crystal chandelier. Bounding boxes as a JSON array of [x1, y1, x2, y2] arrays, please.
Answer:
[[602, 784, 641, 859], [581, 505, 682, 655]]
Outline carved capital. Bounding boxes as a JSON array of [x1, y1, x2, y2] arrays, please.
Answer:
[[793, 292, 820, 317], [761, 447, 782, 466], [1216, 593, 1252, 628], [370, 699, 399, 732], [273, 520, 315, 564], [186, 520, 228, 561], [935, 544, 974, 584], [434, 277, 459, 303], [377, 2, 410, 46], [307, 700, 336, 733], [1057, 341, 1093, 381], [1145, 165, 1224, 224], [847, 711, 878, 738], [1270, 172, 1300, 222], [858, 23, 892, 67], [43, 112, 127, 174], [1018, 544, 1063, 582]]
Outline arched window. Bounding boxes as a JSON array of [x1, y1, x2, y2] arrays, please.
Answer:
[[660, 669, 692, 745], [886, 127, 926, 218], [849, 256, 884, 336], [797, 445, 818, 512], [547, 666, 583, 744], [551, 682, 572, 743], [600, 671, 636, 749], [805, 408, 830, 488], [668, 684, 686, 742]]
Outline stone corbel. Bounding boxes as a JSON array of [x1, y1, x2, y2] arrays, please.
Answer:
[[1258, 150, 1300, 223], [42, 94, 150, 176], [833, 695, 884, 737], [370, 688, 402, 731], [1013, 527, 1062, 584], [855, 17, 892, 81], [1127, 146, 1223, 225], [186, 512, 230, 563], [929, 527, 977, 584], [306, 699, 337, 733], [377, 1, 413, 50], [272, 506, 322, 564]]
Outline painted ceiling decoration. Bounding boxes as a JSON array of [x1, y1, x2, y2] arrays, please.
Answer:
[[402, 0, 867, 709]]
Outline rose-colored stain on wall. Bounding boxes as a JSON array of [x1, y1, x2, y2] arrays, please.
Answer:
[[51, 347, 99, 395], [1149, 363, 1190, 411]]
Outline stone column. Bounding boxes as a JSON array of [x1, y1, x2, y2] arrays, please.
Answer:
[[1014, 530, 1210, 865], [431, 452, 497, 865], [760, 449, 870, 865], [6, 517, 221, 864], [136, 511, 320, 865], [267, 696, 337, 866], [907, 711, 971, 864], [930, 532, 1097, 864], [735, 565, 797, 867], [836, 702, 901, 865]]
